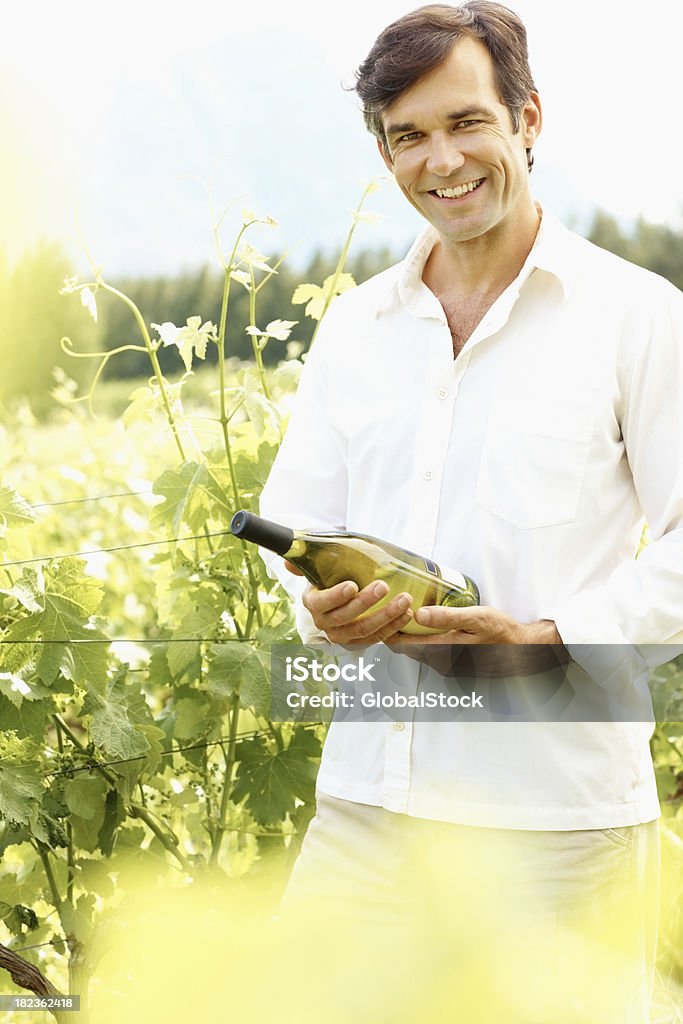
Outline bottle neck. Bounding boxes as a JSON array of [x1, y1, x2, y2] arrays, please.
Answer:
[[230, 511, 295, 556]]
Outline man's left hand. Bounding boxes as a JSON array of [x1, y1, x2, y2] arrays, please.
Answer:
[[387, 606, 569, 677], [394, 605, 563, 645]]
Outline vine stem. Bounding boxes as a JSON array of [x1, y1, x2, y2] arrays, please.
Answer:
[[248, 267, 271, 400], [212, 218, 264, 630], [59, 339, 147, 419], [0, 942, 73, 1024], [35, 841, 62, 908], [73, 280, 188, 462], [51, 716, 192, 873], [103, 282, 187, 460], [128, 804, 193, 872], [209, 692, 241, 866], [308, 178, 381, 349], [52, 723, 75, 904]]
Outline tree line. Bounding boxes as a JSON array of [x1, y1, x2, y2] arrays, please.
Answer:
[[1, 209, 681, 416]]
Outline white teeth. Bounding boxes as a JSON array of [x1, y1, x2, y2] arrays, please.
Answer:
[[435, 179, 483, 198]]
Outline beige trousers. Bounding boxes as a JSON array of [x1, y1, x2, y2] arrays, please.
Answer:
[[277, 791, 660, 1024]]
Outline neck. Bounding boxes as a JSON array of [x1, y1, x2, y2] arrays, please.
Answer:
[[424, 200, 542, 300]]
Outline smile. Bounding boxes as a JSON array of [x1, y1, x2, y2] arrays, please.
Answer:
[[430, 178, 485, 200]]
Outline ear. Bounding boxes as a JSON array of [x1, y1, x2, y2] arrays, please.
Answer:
[[377, 136, 394, 173], [521, 91, 542, 147]]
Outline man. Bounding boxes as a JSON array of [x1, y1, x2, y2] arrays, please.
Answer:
[[258, 3, 683, 1020]]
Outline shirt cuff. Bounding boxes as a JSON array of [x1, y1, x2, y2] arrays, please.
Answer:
[[541, 587, 649, 693], [294, 595, 329, 645]]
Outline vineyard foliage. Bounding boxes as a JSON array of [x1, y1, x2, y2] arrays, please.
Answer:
[[1, 184, 683, 1021]]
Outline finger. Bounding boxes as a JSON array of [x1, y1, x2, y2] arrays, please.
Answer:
[[413, 606, 482, 632], [303, 580, 359, 615], [336, 611, 414, 648], [328, 597, 414, 645], [310, 579, 395, 627], [333, 606, 416, 651], [319, 580, 396, 627], [389, 629, 472, 646]]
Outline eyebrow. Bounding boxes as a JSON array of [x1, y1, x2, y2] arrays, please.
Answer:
[[385, 107, 493, 140]]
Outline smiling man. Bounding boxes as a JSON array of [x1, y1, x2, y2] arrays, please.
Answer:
[[258, 3, 683, 1021], [379, 33, 542, 360]]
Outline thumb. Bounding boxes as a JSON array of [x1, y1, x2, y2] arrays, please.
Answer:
[[284, 559, 304, 576]]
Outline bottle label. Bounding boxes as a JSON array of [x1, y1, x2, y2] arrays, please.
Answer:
[[423, 558, 441, 578]]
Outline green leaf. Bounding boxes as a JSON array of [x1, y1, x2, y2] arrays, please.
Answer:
[[3, 566, 44, 613], [80, 286, 98, 322], [122, 384, 158, 428], [74, 856, 115, 898], [0, 873, 23, 904], [173, 694, 213, 740], [0, 693, 56, 741], [64, 774, 106, 820], [232, 732, 320, 825], [323, 271, 356, 297], [0, 763, 43, 825], [291, 282, 325, 320], [152, 461, 209, 535], [246, 319, 298, 342], [2, 558, 110, 689], [0, 672, 35, 708], [167, 604, 222, 680], [349, 209, 382, 225], [233, 442, 279, 495], [2, 904, 39, 935], [80, 690, 151, 760], [288, 724, 323, 760], [243, 388, 281, 437], [0, 821, 31, 856], [291, 274, 356, 321], [153, 316, 217, 372], [151, 461, 231, 536], [272, 360, 303, 390], [206, 642, 271, 716], [34, 812, 69, 849], [0, 487, 36, 531], [60, 893, 95, 944]]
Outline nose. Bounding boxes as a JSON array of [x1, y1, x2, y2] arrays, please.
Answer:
[[425, 131, 466, 176]]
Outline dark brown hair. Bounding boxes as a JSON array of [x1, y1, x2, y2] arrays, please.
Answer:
[[354, 1, 538, 170]]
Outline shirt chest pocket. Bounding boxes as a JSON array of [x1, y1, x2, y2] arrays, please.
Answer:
[[474, 397, 596, 530]]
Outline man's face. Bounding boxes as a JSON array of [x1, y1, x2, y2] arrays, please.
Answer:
[[378, 36, 542, 245]]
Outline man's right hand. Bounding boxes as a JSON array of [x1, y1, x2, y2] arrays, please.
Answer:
[[284, 560, 413, 646]]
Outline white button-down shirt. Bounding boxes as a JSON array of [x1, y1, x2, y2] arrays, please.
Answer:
[[258, 204, 683, 829]]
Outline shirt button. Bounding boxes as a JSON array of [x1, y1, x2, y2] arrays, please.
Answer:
[[393, 721, 405, 731], [437, 387, 448, 400], [423, 469, 433, 481]]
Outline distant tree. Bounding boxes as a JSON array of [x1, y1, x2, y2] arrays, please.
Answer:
[[20, 211, 681, 408], [91, 244, 404, 380], [0, 241, 98, 415], [587, 209, 683, 291]]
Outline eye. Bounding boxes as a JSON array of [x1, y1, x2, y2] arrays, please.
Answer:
[[397, 131, 421, 143], [454, 119, 481, 129]]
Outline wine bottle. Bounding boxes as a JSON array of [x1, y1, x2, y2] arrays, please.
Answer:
[[230, 510, 479, 636]]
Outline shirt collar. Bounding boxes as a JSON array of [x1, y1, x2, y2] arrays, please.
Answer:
[[376, 201, 578, 318]]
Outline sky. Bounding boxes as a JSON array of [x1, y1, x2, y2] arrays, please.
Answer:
[[2, 0, 682, 277]]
